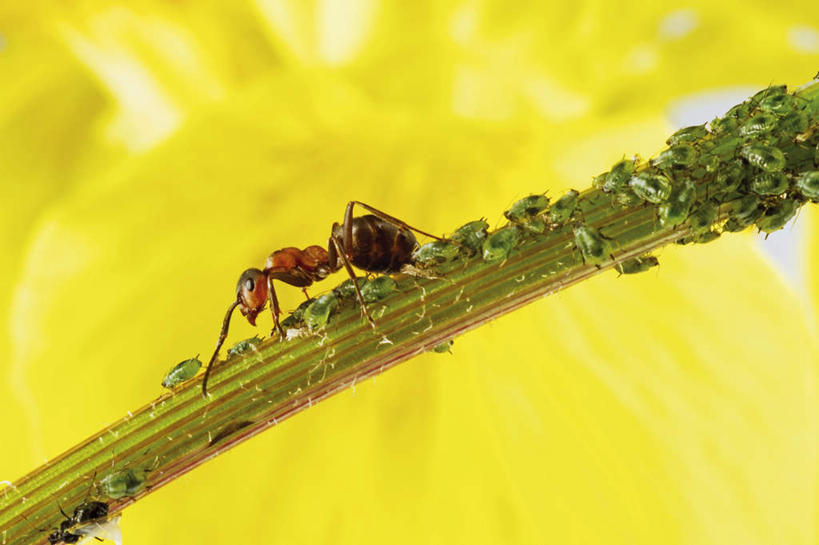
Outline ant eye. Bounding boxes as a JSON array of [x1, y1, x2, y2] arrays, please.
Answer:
[[246, 278, 255, 291]]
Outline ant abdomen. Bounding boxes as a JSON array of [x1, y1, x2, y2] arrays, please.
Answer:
[[344, 215, 417, 272]]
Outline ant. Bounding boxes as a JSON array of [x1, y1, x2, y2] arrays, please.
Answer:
[[201, 201, 441, 397]]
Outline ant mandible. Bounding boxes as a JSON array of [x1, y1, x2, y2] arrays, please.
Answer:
[[201, 201, 441, 397]]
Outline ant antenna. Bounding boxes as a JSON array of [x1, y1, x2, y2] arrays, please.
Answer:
[[202, 300, 239, 398]]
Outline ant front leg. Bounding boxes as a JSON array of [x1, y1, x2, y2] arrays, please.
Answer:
[[266, 277, 286, 339], [344, 201, 443, 241], [329, 233, 376, 330]]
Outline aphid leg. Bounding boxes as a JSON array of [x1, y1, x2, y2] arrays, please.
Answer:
[[330, 234, 376, 329], [201, 300, 239, 398], [345, 201, 443, 241], [266, 277, 285, 340]]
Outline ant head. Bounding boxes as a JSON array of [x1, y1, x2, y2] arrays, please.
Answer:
[[235, 269, 268, 326]]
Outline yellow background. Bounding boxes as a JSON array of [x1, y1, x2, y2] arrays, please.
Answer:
[[1, 1, 818, 543]]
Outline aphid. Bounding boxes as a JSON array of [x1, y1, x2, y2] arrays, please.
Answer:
[[723, 194, 762, 232], [161, 356, 202, 389], [614, 255, 659, 275], [687, 200, 720, 232], [100, 468, 147, 500], [503, 194, 550, 222], [280, 298, 315, 329], [738, 112, 778, 137], [750, 85, 787, 103], [706, 136, 740, 159], [573, 224, 610, 266], [814, 143, 819, 166], [412, 240, 460, 266], [740, 144, 786, 172], [227, 336, 262, 357], [755, 198, 800, 234], [695, 230, 721, 244], [332, 278, 367, 300], [658, 179, 696, 227], [666, 124, 708, 146], [450, 219, 489, 254], [431, 340, 454, 353], [777, 110, 809, 135], [360, 276, 398, 303], [614, 190, 643, 208], [202, 201, 440, 397], [628, 172, 672, 203], [482, 226, 521, 263], [652, 144, 696, 168], [749, 171, 790, 196], [723, 101, 752, 121], [709, 115, 738, 134], [758, 92, 799, 113], [714, 160, 746, 193], [303, 293, 340, 331], [795, 171, 819, 199], [602, 158, 634, 193], [592, 172, 608, 190], [696, 153, 719, 174], [548, 189, 580, 225]]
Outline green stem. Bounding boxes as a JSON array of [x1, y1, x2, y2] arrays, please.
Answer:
[[2, 79, 818, 545]]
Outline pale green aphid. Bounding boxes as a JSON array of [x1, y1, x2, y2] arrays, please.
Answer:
[[614, 255, 659, 275], [602, 158, 635, 193], [592, 172, 608, 189], [628, 172, 672, 203], [755, 198, 799, 234], [451, 219, 489, 253], [615, 190, 643, 208], [100, 468, 148, 499], [777, 110, 809, 135], [161, 356, 202, 389], [750, 85, 787, 103], [694, 230, 721, 244], [504, 194, 550, 222], [332, 277, 367, 300], [740, 144, 786, 172], [714, 161, 745, 193], [723, 194, 761, 232], [749, 171, 789, 196], [658, 180, 696, 227], [738, 112, 778, 137], [795, 171, 819, 199], [304, 293, 339, 331], [758, 92, 799, 113], [431, 340, 454, 353], [482, 226, 521, 263], [573, 224, 610, 266], [706, 136, 740, 159], [548, 189, 580, 225], [710, 115, 738, 134], [687, 200, 719, 232], [360, 276, 397, 303], [652, 144, 696, 168], [227, 336, 262, 357], [412, 240, 460, 265], [666, 124, 708, 146]]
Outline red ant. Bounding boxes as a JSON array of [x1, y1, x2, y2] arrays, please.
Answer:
[[201, 201, 441, 397]]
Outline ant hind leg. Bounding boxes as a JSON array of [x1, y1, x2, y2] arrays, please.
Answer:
[[346, 201, 442, 241]]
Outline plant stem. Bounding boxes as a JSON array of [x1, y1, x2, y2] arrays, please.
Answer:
[[2, 78, 818, 545]]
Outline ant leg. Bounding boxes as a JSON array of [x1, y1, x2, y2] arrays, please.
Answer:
[[330, 234, 376, 329], [266, 277, 285, 340], [345, 201, 443, 241], [201, 300, 239, 398], [301, 288, 311, 301]]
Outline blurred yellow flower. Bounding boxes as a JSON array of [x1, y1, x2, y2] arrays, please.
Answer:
[[1, 1, 817, 544]]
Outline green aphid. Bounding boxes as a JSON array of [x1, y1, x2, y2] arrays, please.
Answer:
[[723, 217, 751, 232], [707, 136, 740, 159], [602, 159, 635, 193], [666, 124, 708, 146], [592, 172, 608, 190], [653, 144, 696, 168], [755, 198, 799, 234], [724, 101, 752, 120], [815, 143, 819, 166], [738, 112, 778, 137], [548, 190, 580, 225], [694, 230, 721, 244], [504, 194, 550, 222], [715, 161, 746, 193], [431, 340, 454, 353], [733, 194, 762, 221], [696, 154, 719, 174], [482, 226, 521, 263], [614, 255, 659, 275], [573, 224, 610, 266], [614, 190, 643, 208], [795, 171, 819, 199], [227, 336, 263, 357], [161, 356, 202, 389], [304, 293, 339, 331], [710, 115, 738, 134], [412, 240, 460, 266], [281, 298, 316, 329], [100, 469, 148, 499], [628, 172, 672, 203], [740, 144, 786, 172], [451, 219, 489, 253], [749, 171, 789, 196], [750, 85, 787, 103], [658, 180, 696, 228], [519, 216, 549, 234], [333, 277, 367, 300], [360, 276, 397, 302], [687, 200, 719, 232], [758, 92, 799, 113], [777, 110, 809, 135]]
